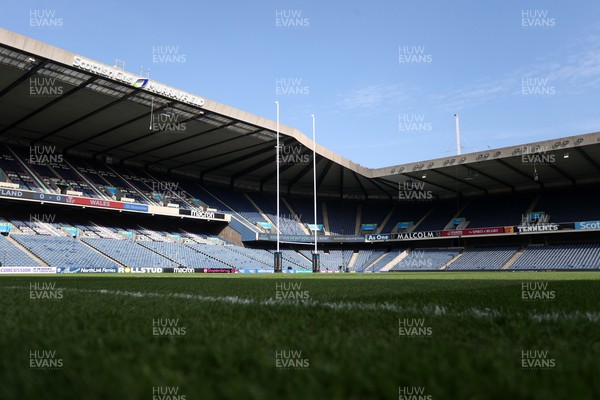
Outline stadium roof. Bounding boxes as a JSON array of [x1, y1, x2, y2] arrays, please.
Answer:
[[1, 28, 600, 201]]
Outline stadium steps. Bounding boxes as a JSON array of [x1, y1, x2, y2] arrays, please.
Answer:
[[444, 201, 470, 230], [379, 250, 410, 272], [8, 146, 50, 191], [321, 201, 331, 235], [354, 204, 362, 235], [111, 166, 155, 204], [196, 184, 260, 234], [91, 222, 122, 239], [282, 198, 311, 235], [63, 159, 108, 198], [79, 239, 128, 268], [410, 206, 436, 232], [440, 250, 464, 270], [5, 235, 47, 266], [244, 193, 274, 233], [502, 246, 527, 270], [527, 193, 542, 214], [364, 252, 389, 271], [376, 205, 396, 234], [137, 242, 182, 266], [347, 251, 359, 270]]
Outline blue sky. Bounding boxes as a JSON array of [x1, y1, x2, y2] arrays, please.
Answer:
[[3, 0, 600, 168]]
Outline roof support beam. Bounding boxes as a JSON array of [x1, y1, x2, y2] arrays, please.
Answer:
[[33, 88, 145, 145], [0, 60, 49, 100], [63, 103, 172, 152], [286, 158, 319, 195], [353, 172, 369, 199], [0, 75, 97, 138]]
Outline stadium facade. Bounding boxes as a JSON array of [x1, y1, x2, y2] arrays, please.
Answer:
[[1, 27, 600, 273]]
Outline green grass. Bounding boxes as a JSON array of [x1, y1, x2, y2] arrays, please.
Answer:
[[1, 272, 599, 400]]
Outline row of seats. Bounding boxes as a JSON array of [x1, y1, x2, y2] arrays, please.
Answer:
[[2, 230, 600, 271]]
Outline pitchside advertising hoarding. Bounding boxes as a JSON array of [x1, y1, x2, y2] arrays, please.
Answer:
[[0, 267, 57, 274]]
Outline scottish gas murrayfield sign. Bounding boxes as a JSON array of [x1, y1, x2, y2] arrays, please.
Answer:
[[72, 56, 204, 107]]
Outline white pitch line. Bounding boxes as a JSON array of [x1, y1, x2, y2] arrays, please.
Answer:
[[3, 286, 600, 322]]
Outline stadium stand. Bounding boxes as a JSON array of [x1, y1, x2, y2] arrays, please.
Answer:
[[13, 235, 119, 269], [458, 196, 533, 228], [0, 235, 41, 267], [446, 246, 519, 270], [535, 191, 600, 223], [81, 237, 177, 269], [510, 243, 600, 270], [2, 143, 600, 273], [350, 249, 386, 271], [326, 201, 357, 235], [391, 248, 461, 271]]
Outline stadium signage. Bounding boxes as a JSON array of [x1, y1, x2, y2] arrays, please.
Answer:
[[575, 221, 600, 230], [57, 267, 118, 273], [238, 268, 273, 274], [178, 208, 225, 220], [442, 227, 505, 237], [517, 224, 559, 233], [202, 268, 235, 273], [365, 231, 442, 242], [0, 267, 57, 274], [172, 267, 195, 273], [366, 234, 391, 241], [123, 203, 149, 212], [192, 209, 215, 219], [118, 267, 164, 273], [0, 188, 228, 223], [0, 188, 24, 198], [72, 56, 204, 107], [33, 192, 66, 202], [397, 231, 440, 239], [256, 233, 364, 243]]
